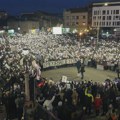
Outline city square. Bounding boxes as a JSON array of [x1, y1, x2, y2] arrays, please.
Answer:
[[0, 0, 120, 120]]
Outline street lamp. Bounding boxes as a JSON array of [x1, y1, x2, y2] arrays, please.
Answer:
[[22, 49, 30, 102]]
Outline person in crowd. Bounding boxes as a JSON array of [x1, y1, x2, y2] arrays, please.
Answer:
[[1, 31, 120, 120], [80, 63, 85, 79], [43, 95, 55, 111], [76, 59, 81, 76], [85, 87, 94, 115], [94, 93, 102, 116], [15, 94, 24, 120]]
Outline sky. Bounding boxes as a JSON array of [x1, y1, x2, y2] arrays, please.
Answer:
[[0, 0, 108, 15]]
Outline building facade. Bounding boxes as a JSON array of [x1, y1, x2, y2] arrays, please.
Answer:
[[21, 11, 63, 30], [63, 8, 88, 33], [7, 20, 39, 33], [92, 2, 120, 28], [0, 10, 8, 28]]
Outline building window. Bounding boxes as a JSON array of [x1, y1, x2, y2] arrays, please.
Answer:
[[76, 22, 78, 25], [83, 16, 86, 19], [102, 22, 105, 26], [94, 11, 97, 15], [107, 16, 111, 20], [113, 22, 115, 26], [76, 16, 79, 19], [117, 21, 120, 25], [109, 22, 111, 26], [107, 10, 109, 14], [102, 10, 106, 15], [106, 22, 109, 26], [102, 16, 105, 20], [116, 16, 119, 20], [72, 16, 75, 20], [116, 10, 119, 14], [113, 10, 115, 14], [72, 22, 75, 25], [66, 22, 69, 26], [98, 16, 101, 20], [93, 22, 96, 26], [111, 10, 112, 14], [66, 16, 69, 19], [113, 16, 115, 20], [97, 10, 100, 15], [93, 16, 96, 20], [82, 22, 86, 25]]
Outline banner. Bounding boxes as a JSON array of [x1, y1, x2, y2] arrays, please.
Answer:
[[43, 59, 76, 68]]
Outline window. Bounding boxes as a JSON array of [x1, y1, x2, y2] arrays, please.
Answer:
[[113, 16, 115, 20], [66, 22, 69, 26], [66, 16, 69, 19], [97, 10, 100, 15], [113, 10, 115, 14], [82, 22, 86, 25], [116, 16, 119, 19], [117, 21, 120, 25], [111, 10, 113, 14], [93, 16, 96, 20], [94, 22, 96, 26], [107, 10, 109, 14], [102, 10, 106, 15], [116, 10, 119, 14], [72, 22, 75, 25], [102, 22, 105, 26], [76, 22, 78, 25], [83, 16, 86, 19], [102, 16, 105, 20], [107, 16, 111, 20], [94, 11, 97, 15], [76, 16, 79, 19], [113, 22, 115, 26], [72, 16, 75, 20], [106, 22, 109, 26], [98, 16, 101, 20]]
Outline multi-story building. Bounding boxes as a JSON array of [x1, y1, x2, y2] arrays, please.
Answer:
[[0, 10, 8, 20], [92, 1, 120, 37], [21, 11, 63, 29], [7, 20, 39, 33], [63, 8, 88, 33], [0, 10, 8, 28]]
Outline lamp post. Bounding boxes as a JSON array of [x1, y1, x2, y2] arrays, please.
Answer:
[[22, 50, 30, 102], [96, 3, 108, 49]]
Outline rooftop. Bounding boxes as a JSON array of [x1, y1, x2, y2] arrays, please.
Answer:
[[65, 7, 88, 13]]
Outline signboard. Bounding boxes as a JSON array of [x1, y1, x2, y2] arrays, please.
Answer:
[[62, 76, 67, 83], [52, 27, 62, 34]]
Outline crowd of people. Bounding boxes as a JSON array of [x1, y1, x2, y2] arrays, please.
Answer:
[[34, 77, 120, 120], [0, 31, 120, 120]]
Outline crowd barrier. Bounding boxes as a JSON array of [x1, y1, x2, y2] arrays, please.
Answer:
[[43, 59, 118, 73]]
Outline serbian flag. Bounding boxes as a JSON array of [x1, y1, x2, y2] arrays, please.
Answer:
[[37, 81, 45, 87]]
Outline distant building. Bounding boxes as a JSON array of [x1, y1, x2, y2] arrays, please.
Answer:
[[0, 10, 8, 20], [92, 1, 120, 37], [0, 10, 8, 28], [63, 8, 88, 33], [21, 11, 63, 30], [7, 20, 39, 33]]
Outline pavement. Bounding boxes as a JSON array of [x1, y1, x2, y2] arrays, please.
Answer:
[[42, 66, 116, 83]]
